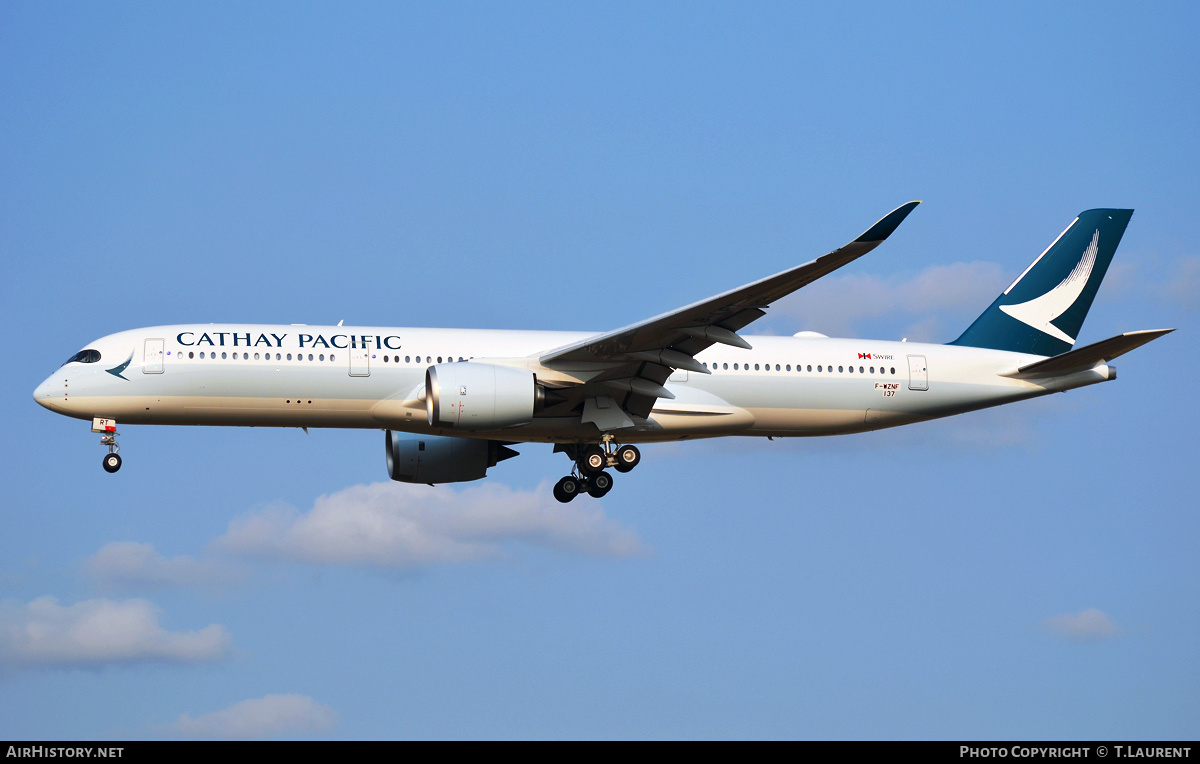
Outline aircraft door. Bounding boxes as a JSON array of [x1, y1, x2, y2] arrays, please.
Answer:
[[144, 339, 164, 374], [907, 354, 928, 391], [350, 347, 370, 377]]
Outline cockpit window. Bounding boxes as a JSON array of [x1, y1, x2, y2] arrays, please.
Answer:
[[62, 349, 101, 366]]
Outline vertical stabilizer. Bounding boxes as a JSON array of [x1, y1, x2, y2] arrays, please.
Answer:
[[950, 209, 1133, 356]]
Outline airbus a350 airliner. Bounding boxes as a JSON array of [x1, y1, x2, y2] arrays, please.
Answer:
[[34, 202, 1172, 502]]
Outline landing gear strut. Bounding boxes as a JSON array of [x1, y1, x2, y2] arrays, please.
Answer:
[[552, 437, 640, 503], [93, 418, 122, 473]]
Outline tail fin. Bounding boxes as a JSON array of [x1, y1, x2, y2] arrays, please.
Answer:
[[950, 208, 1133, 356]]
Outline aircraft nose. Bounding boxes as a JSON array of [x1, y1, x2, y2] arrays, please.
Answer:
[[33, 373, 63, 411]]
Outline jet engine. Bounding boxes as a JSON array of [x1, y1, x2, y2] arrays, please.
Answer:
[[385, 431, 519, 484], [426, 363, 543, 430]]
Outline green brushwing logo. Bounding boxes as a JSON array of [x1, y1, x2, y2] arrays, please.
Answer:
[[106, 352, 133, 380]]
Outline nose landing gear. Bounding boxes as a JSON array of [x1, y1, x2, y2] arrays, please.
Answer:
[[93, 418, 121, 473], [552, 437, 640, 503]]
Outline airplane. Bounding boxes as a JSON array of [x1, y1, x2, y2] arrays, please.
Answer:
[[34, 202, 1173, 503]]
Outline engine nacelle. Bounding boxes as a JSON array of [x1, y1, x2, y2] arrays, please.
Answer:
[[385, 431, 519, 484], [426, 362, 541, 430]]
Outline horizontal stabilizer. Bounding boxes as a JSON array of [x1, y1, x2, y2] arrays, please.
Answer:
[[1005, 329, 1174, 377]]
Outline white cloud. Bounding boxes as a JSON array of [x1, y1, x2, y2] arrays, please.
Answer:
[[170, 694, 337, 739], [770, 261, 1009, 339], [85, 541, 242, 591], [1163, 255, 1200, 308], [215, 480, 646, 568], [1042, 608, 1121, 643], [1095, 253, 1200, 310], [0, 597, 232, 669]]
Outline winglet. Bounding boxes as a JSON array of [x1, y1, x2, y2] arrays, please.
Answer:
[[854, 201, 922, 243]]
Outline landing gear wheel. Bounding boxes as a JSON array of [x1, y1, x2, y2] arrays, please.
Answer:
[[102, 453, 122, 473], [614, 445, 641, 473], [580, 445, 607, 475], [587, 471, 613, 498], [553, 476, 581, 503]]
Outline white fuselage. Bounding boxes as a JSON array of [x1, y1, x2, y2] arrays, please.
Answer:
[[33, 324, 1114, 443]]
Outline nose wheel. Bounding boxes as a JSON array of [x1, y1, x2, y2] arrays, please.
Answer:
[[551, 437, 640, 503], [93, 418, 122, 473]]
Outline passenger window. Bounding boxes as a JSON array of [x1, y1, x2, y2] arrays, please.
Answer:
[[807, 365, 812, 372], [308, 354, 313, 361], [320, 354, 325, 361], [405, 356, 411, 363], [838, 366, 843, 372], [189, 352, 195, 359], [287, 354, 292, 361], [848, 366, 853, 373], [786, 365, 791, 371], [817, 365, 822, 372], [754, 364, 759, 370], [890, 367, 896, 374]]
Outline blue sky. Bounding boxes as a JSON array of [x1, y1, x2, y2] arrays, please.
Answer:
[[2, 2, 1197, 739]]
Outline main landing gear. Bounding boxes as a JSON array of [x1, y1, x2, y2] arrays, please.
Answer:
[[93, 417, 122, 473], [552, 436, 641, 503]]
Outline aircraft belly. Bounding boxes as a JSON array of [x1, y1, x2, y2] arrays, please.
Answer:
[[82, 396, 380, 427], [746, 406, 878, 435], [646, 407, 754, 434]]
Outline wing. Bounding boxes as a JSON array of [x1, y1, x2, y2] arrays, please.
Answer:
[[536, 201, 921, 426]]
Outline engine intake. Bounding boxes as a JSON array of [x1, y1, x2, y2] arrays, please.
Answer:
[[385, 431, 519, 484], [426, 363, 541, 431]]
